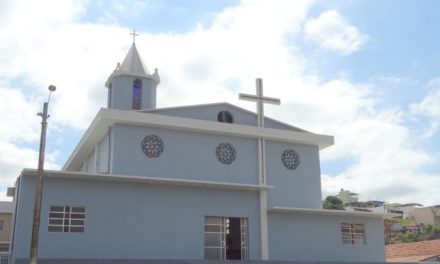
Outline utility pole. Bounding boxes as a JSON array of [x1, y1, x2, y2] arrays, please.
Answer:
[[29, 85, 56, 264]]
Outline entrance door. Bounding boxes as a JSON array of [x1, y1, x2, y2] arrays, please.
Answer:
[[204, 216, 248, 260]]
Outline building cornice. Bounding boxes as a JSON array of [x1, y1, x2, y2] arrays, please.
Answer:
[[63, 108, 334, 171], [268, 206, 393, 218], [21, 169, 272, 192]]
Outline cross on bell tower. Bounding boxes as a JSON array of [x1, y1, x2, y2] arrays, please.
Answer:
[[130, 29, 139, 44]]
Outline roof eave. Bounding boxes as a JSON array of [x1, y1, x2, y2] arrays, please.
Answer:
[[63, 108, 334, 171], [21, 169, 272, 192], [269, 206, 395, 218]]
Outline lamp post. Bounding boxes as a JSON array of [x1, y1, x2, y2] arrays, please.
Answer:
[[29, 85, 56, 264]]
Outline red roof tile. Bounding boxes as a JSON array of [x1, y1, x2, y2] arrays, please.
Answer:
[[386, 239, 440, 262]]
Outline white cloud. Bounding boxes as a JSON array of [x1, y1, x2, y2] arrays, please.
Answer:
[[321, 108, 438, 204], [304, 10, 369, 55], [0, 0, 438, 206], [0, 83, 60, 200], [410, 78, 440, 137], [0, 84, 40, 142], [110, 0, 161, 16]]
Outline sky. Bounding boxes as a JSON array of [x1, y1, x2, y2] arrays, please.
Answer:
[[0, 0, 439, 206]]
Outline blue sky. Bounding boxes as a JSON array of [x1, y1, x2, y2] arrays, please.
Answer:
[[0, 0, 439, 205]]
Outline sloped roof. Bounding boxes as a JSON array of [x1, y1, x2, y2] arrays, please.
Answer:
[[386, 239, 440, 262], [105, 43, 159, 87], [141, 102, 309, 133], [118, 43, 149, 75]]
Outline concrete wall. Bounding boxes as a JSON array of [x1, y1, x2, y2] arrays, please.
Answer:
[[408, 206, 440, 225], [266, 141, 322, 209], [111, 124, 260, 184], [11, 175, 261, 262], [80, 132, 109, 174], [110, 76, 157, 111], [83, 150, 95, 173], [110, 123, 322, 207], [12, 174, 386, 264], [96, 132, 110, 173], [148, 103, 303, 131], [268, 212, 386, 262]]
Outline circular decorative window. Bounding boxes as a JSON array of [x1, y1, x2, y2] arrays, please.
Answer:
[[215, 143, 236, 165], [141, 135, 164, 158], [217, 111, 234, 123], [281, 149, 300, 170]]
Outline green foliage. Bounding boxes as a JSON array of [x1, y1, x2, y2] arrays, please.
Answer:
[[385, 222, 440, 244], [393, 232, 420, 243], [323, 196, 344, 210], [389, 217, 416, 225], [419, 223, 440, 239]]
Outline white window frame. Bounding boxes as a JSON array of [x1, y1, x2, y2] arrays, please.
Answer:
[[48, 205, 86, 233], [341, 222, 366, 245]]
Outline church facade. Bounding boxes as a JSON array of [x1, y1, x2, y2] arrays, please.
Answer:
[[9, 43, 386, 263]]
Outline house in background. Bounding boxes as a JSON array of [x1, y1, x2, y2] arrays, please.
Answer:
[[409, 205, 440, 225], [0, 201, 14, 264], [9, 41, 387, 263], [338, 188, 359, 204], [0, 201, 13, 253]]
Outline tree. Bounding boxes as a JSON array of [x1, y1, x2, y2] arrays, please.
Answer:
[[419, 223, 440, 240], [390, 232, 420, 244], [323, 196, 344, 210]]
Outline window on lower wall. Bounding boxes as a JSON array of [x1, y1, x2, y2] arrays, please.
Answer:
[[341, 223, 366, 245], [48, 206, 85, 233]]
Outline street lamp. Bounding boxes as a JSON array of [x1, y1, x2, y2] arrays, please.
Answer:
[[29, 85, 56, 264]]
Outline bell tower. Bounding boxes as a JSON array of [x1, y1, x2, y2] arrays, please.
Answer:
[[105, 40, 160, 110]]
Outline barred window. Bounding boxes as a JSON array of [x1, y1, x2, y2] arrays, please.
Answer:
[[341, 223, 366, 245], [48, 206, 85, 233]]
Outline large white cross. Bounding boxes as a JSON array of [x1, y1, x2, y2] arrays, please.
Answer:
[[239, 78, 280, 260], [239, 78, 281, 128]]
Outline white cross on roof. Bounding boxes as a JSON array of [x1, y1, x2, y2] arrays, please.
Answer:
[[130, 29, 139, 44], [239, 78, 281, 128]]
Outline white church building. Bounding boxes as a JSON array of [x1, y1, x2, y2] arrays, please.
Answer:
[[9, 41, 386, 263]]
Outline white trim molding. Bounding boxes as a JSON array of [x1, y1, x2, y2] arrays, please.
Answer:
[[63, 108, 334, 171], [268, 206, 395, 218], [21, 169, 272, 192]]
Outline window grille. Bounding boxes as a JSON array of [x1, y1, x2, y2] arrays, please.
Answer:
[[341, 223, 366, 245], [204, 216, 225, 260], [48, 206, 85, 233], [240, 218, 248, 260]]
